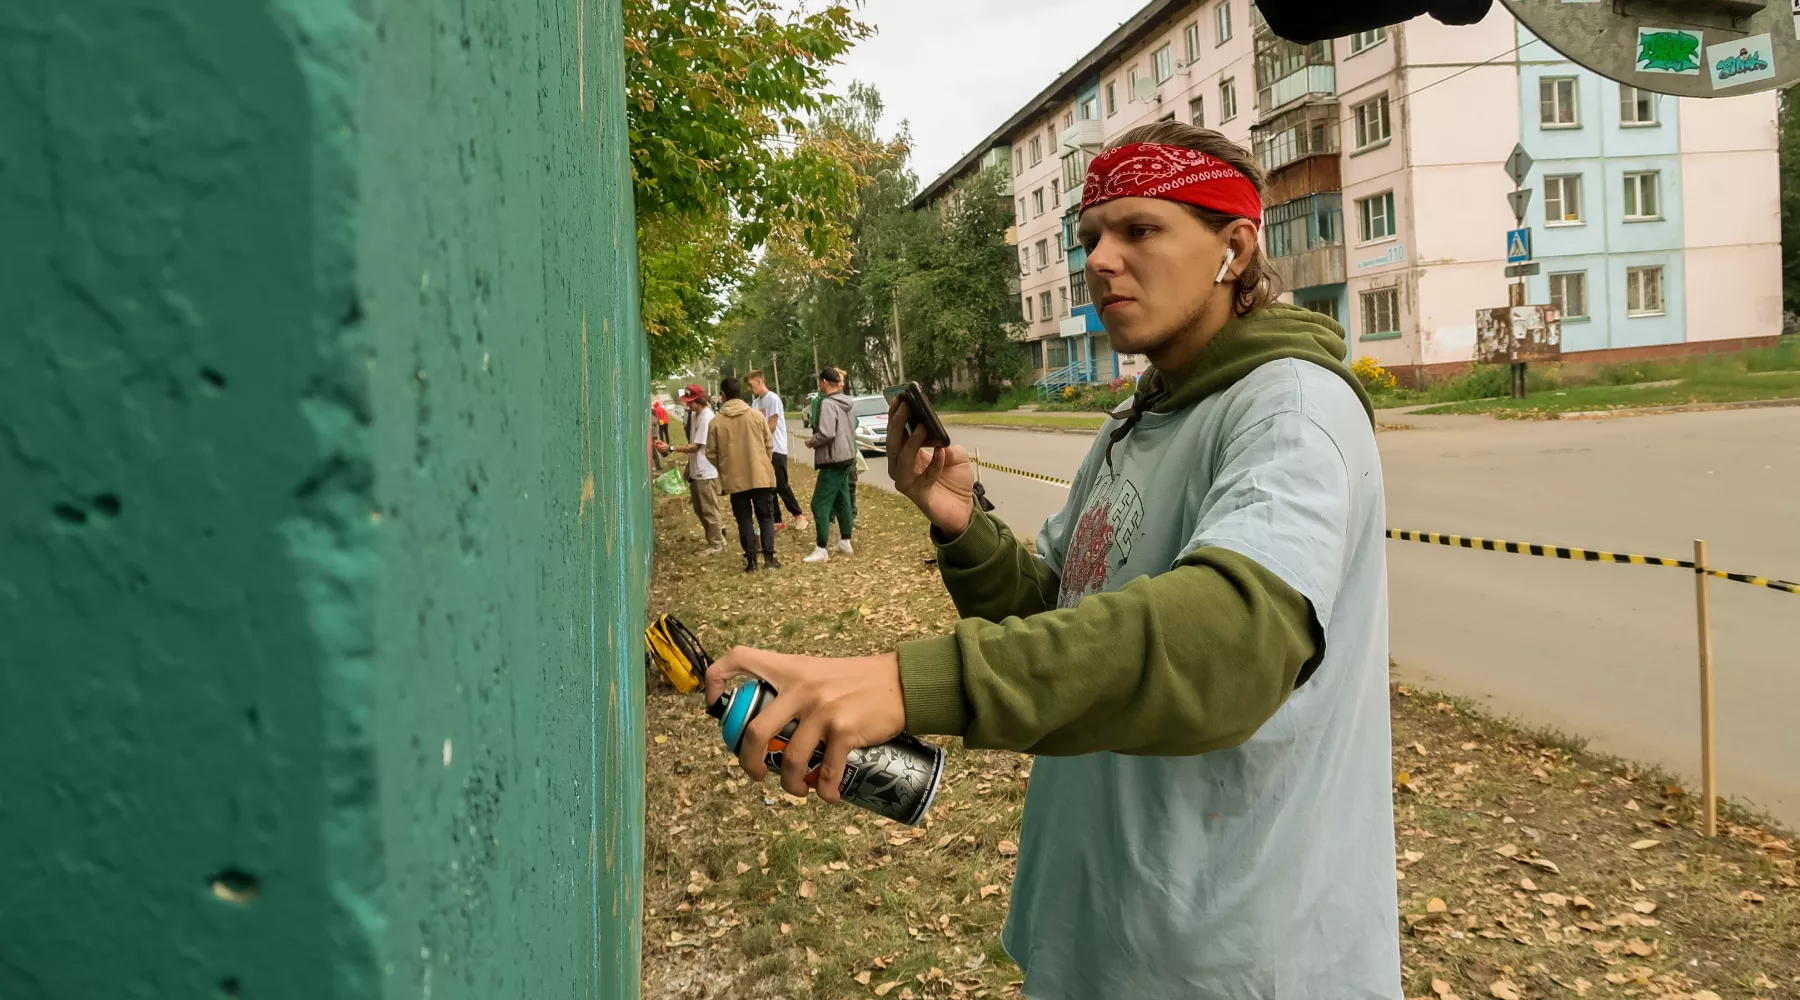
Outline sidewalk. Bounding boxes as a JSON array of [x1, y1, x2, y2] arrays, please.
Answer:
[[642, 461, 1798, 1000]]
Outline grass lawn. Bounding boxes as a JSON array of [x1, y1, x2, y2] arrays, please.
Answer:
[[642, 463, 1798, 1000], [1416, 371, 1800, 419], [940, 412, 1108, 431]]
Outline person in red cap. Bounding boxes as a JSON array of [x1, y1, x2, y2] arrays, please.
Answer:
[[702, 122, 1400, 997], [663, 383, 724, 552]]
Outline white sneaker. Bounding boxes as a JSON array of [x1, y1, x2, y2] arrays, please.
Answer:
[[803, 546, 830, 564], [837, 539, 853, 555], [705, 543, 725, 555]]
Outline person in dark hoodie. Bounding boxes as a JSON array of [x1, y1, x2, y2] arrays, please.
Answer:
[[704, 122, 1400, 997], [801, 368, 857, 565]]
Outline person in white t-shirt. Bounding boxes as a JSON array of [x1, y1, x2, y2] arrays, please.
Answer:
[[746, 370, 807, 533], [664, 384, 724, 552]]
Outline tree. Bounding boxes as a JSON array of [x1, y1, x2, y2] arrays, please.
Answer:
[[622, 0, 876, 377], [1780, 85, 1800, 315]]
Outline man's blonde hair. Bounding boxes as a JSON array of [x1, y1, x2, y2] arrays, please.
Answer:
[[1102, 121, 1281, 315], [746, 369, 766, 383]]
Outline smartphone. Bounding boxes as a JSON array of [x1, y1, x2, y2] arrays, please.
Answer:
[[882, 382, 951, 449]]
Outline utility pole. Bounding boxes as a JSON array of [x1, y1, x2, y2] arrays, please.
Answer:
[[890, 286, 906, 385], [770, 352, 781, 398], [811, 339, 820, 378]]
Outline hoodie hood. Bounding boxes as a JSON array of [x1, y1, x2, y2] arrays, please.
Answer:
[[821, 392, 854, 414], [1141, 304, 1374, 423], [718, 398, 754, 418]]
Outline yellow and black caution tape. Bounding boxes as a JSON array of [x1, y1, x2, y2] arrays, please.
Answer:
[[969, 456, 1072, 489], [1386, 530, 1799, 596], [964, 458, 1796, 595]]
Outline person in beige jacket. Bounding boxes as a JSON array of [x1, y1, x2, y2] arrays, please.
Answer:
[[706, 376, 782, 572]]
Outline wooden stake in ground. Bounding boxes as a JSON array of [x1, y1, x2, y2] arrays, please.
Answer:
[[1694, 538, 1718, 839]]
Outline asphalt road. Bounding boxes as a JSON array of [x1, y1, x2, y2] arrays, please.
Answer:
[[792, 408, 1800, 826]]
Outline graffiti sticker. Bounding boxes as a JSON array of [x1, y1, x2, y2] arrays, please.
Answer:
[[1635, 27, 1703, 75], [1708, 32, 1776, 89]]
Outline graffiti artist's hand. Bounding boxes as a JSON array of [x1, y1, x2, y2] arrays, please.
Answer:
[[886, 400, 977, 538], [705, 646, 906, 803]]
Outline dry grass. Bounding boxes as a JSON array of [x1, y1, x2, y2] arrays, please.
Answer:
[[642, 462, 1798, 1000]]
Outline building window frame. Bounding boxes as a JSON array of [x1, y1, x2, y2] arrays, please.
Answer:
[[1215, 0, 1232, 45], [1356, 190, 1397, 243], [1626, 265, 1665, 317], [1013, 149, 1024, 176], [1058, 285, 1069, 316], [1619, 85, 1659, 126], [1035, 239, 1048, 269], [1539, 76, 1580, 129], [1080, 95, 1099, 120], [1360, 287, 1401, 340], [1023, 294, 1033, 322], [1033, 188, 1045, 217], [1029, 136, 1042, 165], [1189, 96, 1205, 127], [1185, 22, 1201, 64], [1105, 81, 1118, 116], [1352, 94, 1391, 151], [1019, 247, 1031, 277], [1622, 170, 1661, 221], [1038, 290, 1053, 321], [1543, 173, 1583, 225], [1070, 271, 1090, 307], [1548, 270, 1588, 320], [1030, 339, 1044, 369], [1220, 78, 1238, 122], [1348, 27, 1388, 55], [1153, 44, 1174, 84]]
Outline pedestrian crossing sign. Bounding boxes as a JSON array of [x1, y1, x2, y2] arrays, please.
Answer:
[[1506, 228, 1532, 264]]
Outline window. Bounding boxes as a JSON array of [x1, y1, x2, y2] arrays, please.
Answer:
[[1018, 197, 1027, 223], [1058, 286, 1069, 316], [1051, 179, 1060, 205], [1061, 213, 1079, 252], [1070, 271, 1090, 307], [1357, 191, 1396, 242], [1030, 340, 1044, 369], [1185, 23, 1201, 64], [1039, 290, 1053, 320], [1626, 265, 1664, 316], [1128, 66, 1142, 101], [1220, 78, 1238, 121], [1154, 44, 1174, 84], [1543, 174, 1582, 224], [1619, 85, 1658, 125], [1215, 1, 1232, 44], [1189, 96, 1205, 126], [1033, 188, 1045, 216], [1063, 111, 1074, 129], [1029, 136, 1042, 165], [1047, 123, 1057, 149], [1036, 239, 1048, 269], [1047, 337, 1069, 368], [1623, 171, 1660, 220], [1106, 81, 1118, 116], [1539, 77, 1579, 128], [1548, 271, 1588, 319], [1013, 149, 1024, 175], [1061, 150, 1088, 194], [1019, 248, 1031, 277], [1056, 234, 1066, 261], [1302, 296, 1340, 321], [1353, 95, 1391, 149], [1361, 288, 1400, 337], [1348, 27, 1387, 54], [1080, 95, 1099, 120]]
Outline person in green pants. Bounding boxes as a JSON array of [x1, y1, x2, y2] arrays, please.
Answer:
[[803, 367, 856, 564]]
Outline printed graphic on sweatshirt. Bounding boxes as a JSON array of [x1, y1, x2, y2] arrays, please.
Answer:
[[1057, 471, 1144, 609]]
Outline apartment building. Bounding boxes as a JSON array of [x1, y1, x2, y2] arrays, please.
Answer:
[[913, 1, 1780, 389]]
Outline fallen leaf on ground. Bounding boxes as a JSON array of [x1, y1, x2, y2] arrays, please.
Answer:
[[997, 840, 1018, 856], [1528, 857, 1560, 873], [1739, 889, 1766, 904], [1539, 892, 1567, 907], [736, 861, 751, 875], [855, 971, 872, 986], [798, 881, 816, 899], [1625, 937, 1656, 957], [979, 884, 1002, 898], [1630, 839, 1662, 851], [1631, 900, 1657, 914], [1427, 898, 1448, 913], [1490, 979, 1522, 1000], [1495, 844, 1520, 858], [874, 982, 901, 996]]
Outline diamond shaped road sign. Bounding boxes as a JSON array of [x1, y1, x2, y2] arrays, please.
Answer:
[[1507, 188, 1532, 221], [1504, 143, 1534, 186]]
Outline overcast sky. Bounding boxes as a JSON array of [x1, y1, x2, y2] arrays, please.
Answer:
[[826, 0, 1143, 190]]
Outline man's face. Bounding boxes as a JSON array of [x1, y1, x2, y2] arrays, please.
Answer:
[[684, 397, 703, 413], [1078, 197, 1245, 358], [748, 377, 766, 396]]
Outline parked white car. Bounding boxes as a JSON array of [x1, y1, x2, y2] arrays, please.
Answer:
[[849, 394, 889, 455]]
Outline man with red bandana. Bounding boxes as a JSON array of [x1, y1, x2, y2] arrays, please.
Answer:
[[706, 123, 1401, 997]]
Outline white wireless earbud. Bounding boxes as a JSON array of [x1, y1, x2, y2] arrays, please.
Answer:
[[1215, 247, 1236, 284]]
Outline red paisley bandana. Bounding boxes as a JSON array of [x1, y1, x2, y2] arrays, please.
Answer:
[[1080, 142, 1262, 223]]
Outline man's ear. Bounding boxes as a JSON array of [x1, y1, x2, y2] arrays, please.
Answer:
[[1225, 219, 1260, 280]]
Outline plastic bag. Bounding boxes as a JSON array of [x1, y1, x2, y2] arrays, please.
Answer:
[[655, 467, 689, 496]]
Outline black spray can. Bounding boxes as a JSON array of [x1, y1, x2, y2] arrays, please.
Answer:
[[713, 680, 944, 827]]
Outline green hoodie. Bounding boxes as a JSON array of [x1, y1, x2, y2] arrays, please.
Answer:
[[895, 305, 1373, 755]]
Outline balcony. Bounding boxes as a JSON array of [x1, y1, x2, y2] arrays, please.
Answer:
[[1263, 193, 1346, 291], [1251, 100, 1340, 177], [1258, 65, 1335, 115], [1060, 118, 1102, 153]]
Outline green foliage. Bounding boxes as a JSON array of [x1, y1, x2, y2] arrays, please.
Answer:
[[1040, 377, 1139, 412], [1782, 85, 1800, 314], [623, 0, 880, 377]]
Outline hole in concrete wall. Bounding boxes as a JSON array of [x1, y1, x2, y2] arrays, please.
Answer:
[[52, 503, 87, 524], [219, 976, 243, 996], [209, 869, 260, 904], [201, 367, 227, 390], [92, 494, 121, 518]]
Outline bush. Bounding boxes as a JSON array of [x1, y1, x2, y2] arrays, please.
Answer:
[[1041, 376, 1139, 412], [1350, 356, 1398, 396]]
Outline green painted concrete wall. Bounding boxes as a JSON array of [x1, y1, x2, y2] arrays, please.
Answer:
[[0, 1, 647, 997]]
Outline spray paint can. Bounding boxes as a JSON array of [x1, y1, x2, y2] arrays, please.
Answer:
[[711, 681, 944, 827]]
